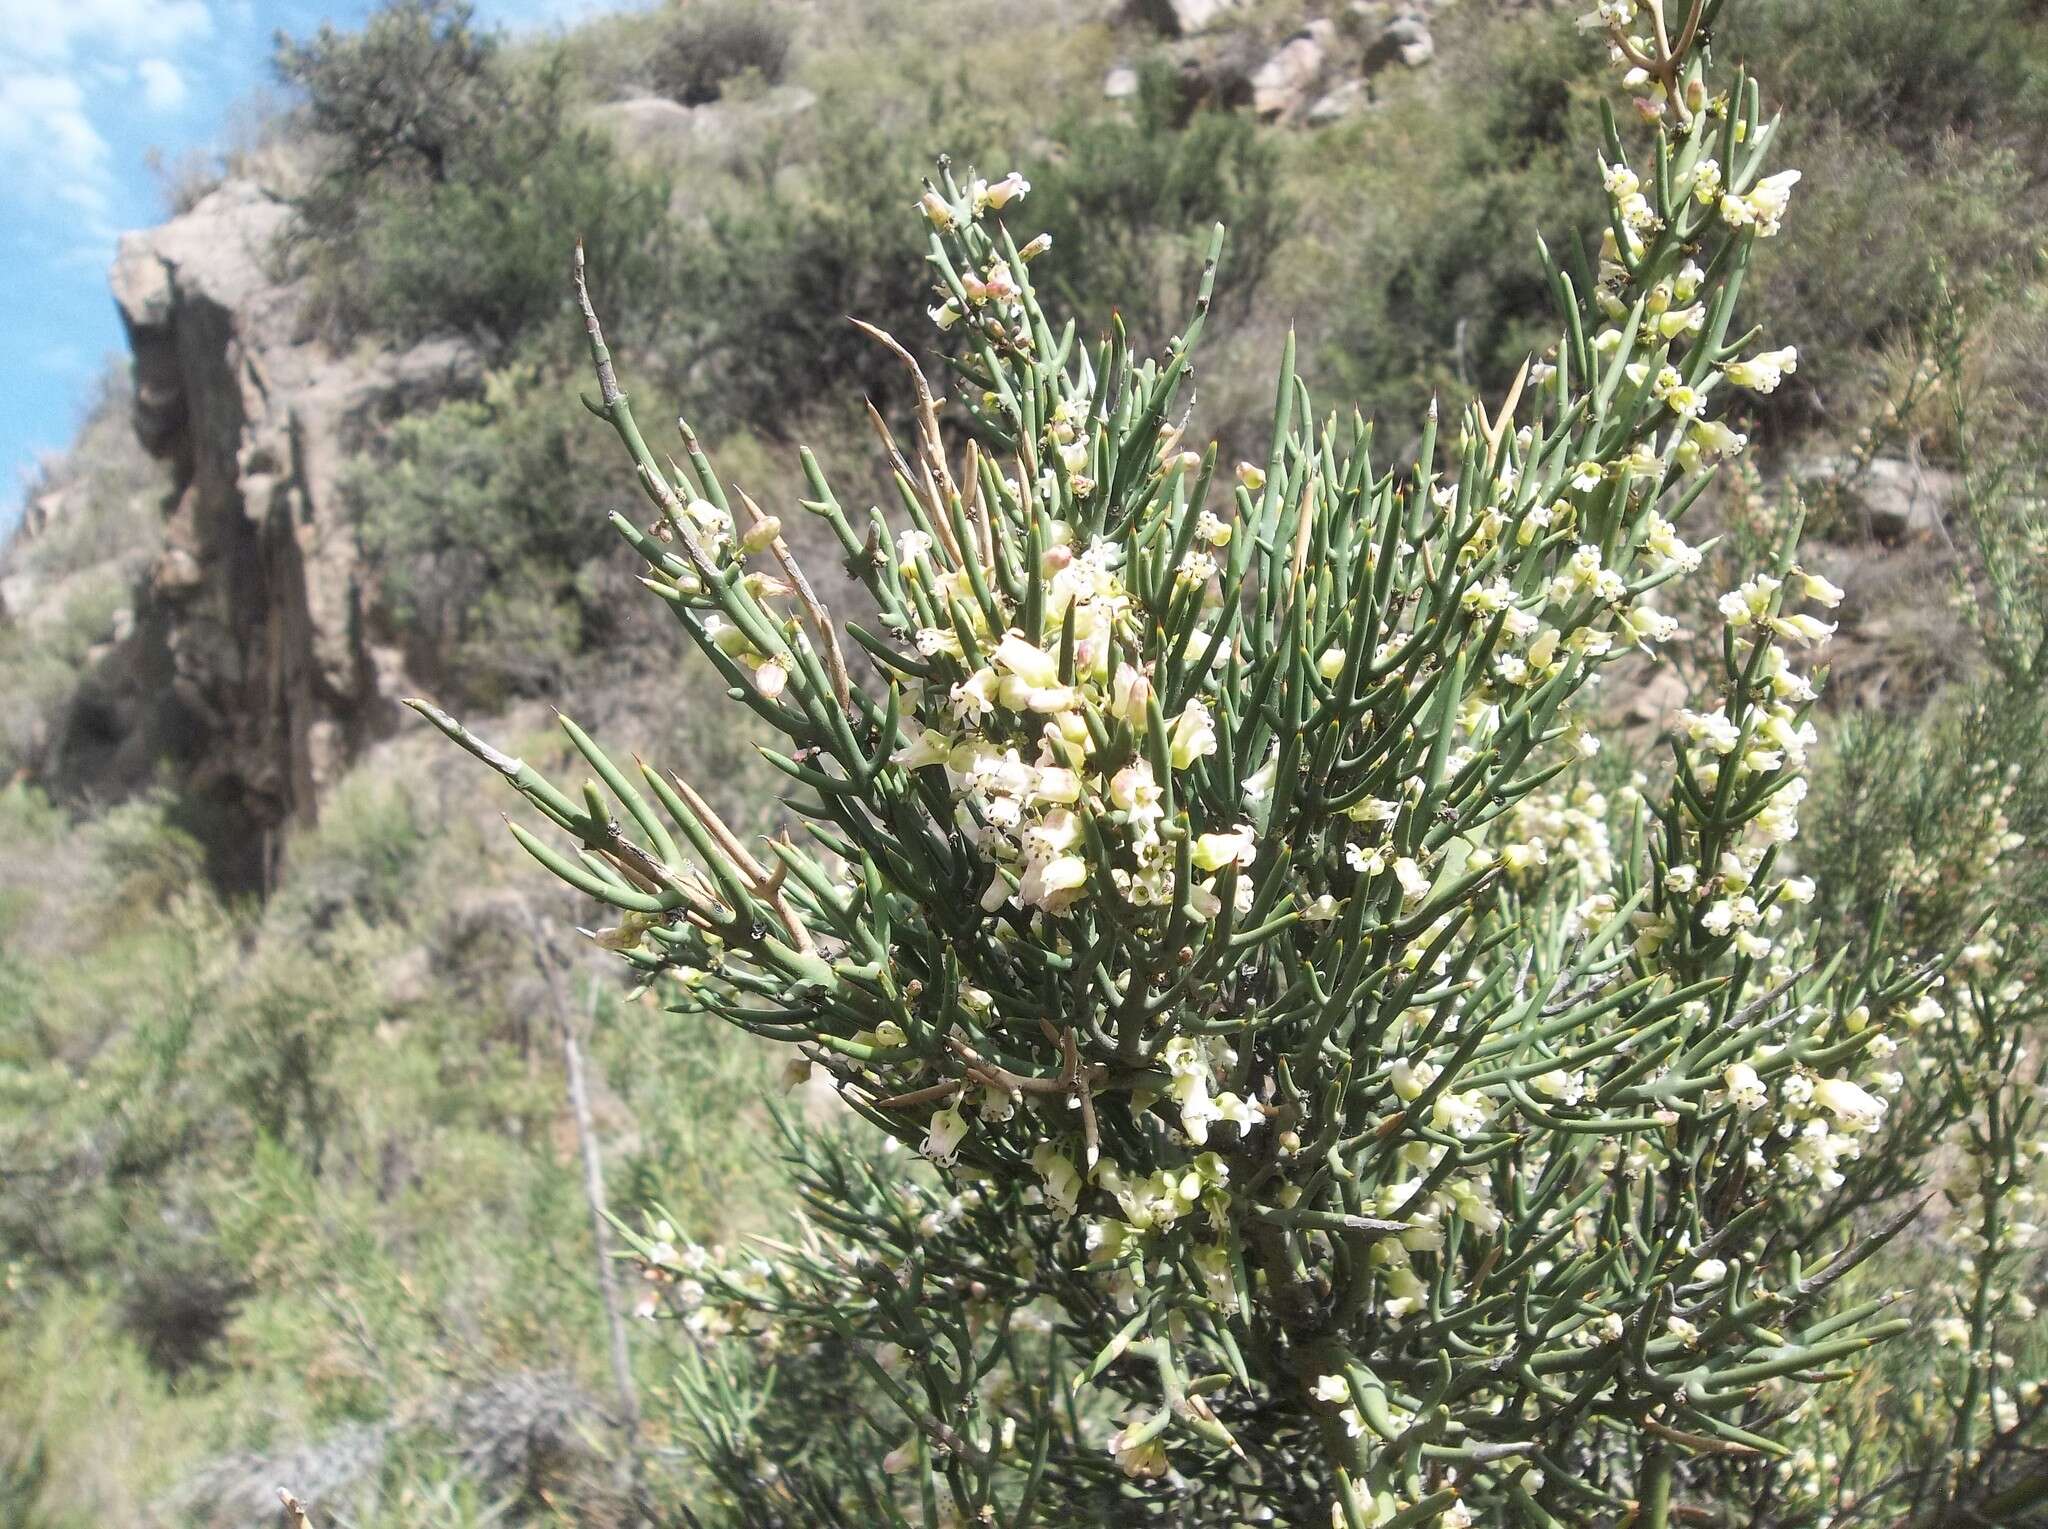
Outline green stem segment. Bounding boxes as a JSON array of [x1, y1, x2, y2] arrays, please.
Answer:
[[1639, 1448, 1675, 1529]]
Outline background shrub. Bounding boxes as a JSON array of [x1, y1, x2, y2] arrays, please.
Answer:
[[1316, 10, 1606, 430], [277, 0, 678, 348], [1027, 65, 1290, 352], [347, 364, 625, 701], [647, 2, 792, 106]]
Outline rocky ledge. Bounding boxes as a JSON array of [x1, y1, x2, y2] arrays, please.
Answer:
[[69, 180, 473, 888]]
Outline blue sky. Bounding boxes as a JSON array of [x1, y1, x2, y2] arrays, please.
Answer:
[[0, 0, 646, 530]]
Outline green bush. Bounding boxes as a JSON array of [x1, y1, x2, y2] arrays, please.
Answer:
[[1026, 67, 1291, 353], [1713, 0, 2048, 423], [277, 0, 678, 347], [1321, 10, 1609, 428], [668, 90, 1011, 432], [668, 81, 1294, 436], [1725, 0, 2048, 151], [648, 2, 792, 106], [347, 363, 618, 700]]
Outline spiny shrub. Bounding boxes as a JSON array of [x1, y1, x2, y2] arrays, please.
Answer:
[[418, 2, 2028, 1521]]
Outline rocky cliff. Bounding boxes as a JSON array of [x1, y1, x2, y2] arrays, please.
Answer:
[[63, 181, 474, 889]]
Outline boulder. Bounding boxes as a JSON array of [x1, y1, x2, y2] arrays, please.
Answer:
[[1171, 45, 1261, 117], [1387, 13, 1436, 66], [1364, 8, 1436, 71], [585, 85, 816, 169], [586, 95, 696, 157], [1251, 20, 1338, 122], [1796, 454, 1958, 543], [18, 484, 72, 540], [1128, 0, 1241, 37], [1104, 65, 1141, 100], [1307, 78, 1372, 124]]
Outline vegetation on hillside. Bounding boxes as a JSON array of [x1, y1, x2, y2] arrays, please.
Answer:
[[1, 0, 2045, 1523]]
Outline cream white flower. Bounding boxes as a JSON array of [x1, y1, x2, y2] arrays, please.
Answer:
[[1724, 1061, 1768, 1111], [925, 1105, 969, 1166], [1169, 699, 1219, 769], [1432, 1091, 1488, 1139], [1394, 857, 1433, 902], [981, 171, 1030, 210], [1390, 1058, 1437, 1102], [1799, 570, 1845, 608], [1032, 1144, 1083, 1215], [1724, 347, 1799, 394], [1106, 1420, 1168, 1479], [1813, 1076, 1886, 1133], [1192, 825, 1258, 873]]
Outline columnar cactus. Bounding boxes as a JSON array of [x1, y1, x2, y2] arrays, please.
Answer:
[[415, 2, 1950, 1521]]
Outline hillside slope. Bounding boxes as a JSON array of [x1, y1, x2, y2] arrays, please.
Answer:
[[1, 0, 2044, 1524]]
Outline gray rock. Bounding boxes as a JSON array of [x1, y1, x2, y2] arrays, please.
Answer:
[[19, 484, 73, 541], [587, 94, 696, 155], [0, 572, 32, 626], [1307, 78, 1372, 124], [585, 85, 816, 169], [1252, 20, 1338, 121], [1104, 65, 1141, 100], [1129, 0, 1241, 37], [1388, 15, 1435, 66], [1797, 454, 1958, 543], [92, 176, 478, 889], [1364, 9, 1435, 71]]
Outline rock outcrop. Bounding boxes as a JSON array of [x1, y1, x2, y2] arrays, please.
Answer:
[[1794, 454, 1959, 544], [1118, 0, 1464, 126], [1251, 21, 1339, 120], [1366, 8, 1438, 71], [78, 180, 474, 889], [1128, 0, 1242, 38], [583, 84, 817, 170]]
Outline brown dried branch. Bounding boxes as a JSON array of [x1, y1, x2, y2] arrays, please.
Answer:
[[663, 768, 817, 953], [735, 486, 855, 709]]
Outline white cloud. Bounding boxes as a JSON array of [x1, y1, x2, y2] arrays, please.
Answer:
[[0, 0, 213, 65], [0, 71, 114, 237], [0, 80, 114, 266], [137, 58, 189, 113], [0, 1, 213, 266]]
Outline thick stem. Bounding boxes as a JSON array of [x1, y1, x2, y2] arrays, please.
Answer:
[[1639, 1447, 1676, 1529]]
